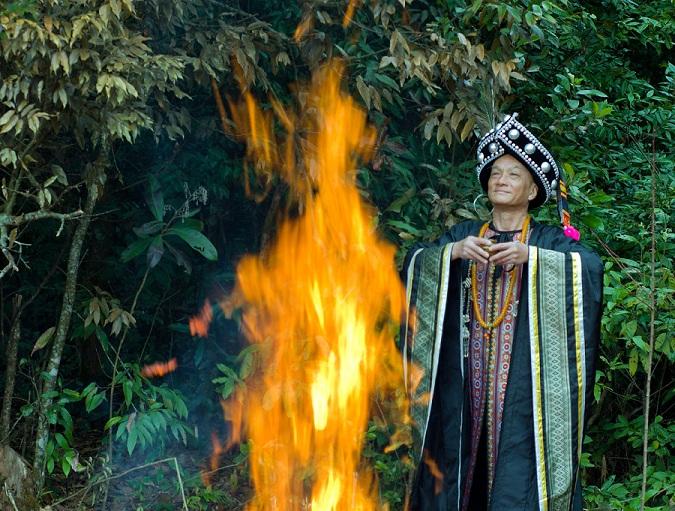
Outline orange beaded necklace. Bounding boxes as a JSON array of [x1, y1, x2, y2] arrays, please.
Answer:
[[470, 215, 530, 330]]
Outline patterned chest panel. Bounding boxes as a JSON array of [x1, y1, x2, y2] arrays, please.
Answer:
[[463, 228, 527, 508]]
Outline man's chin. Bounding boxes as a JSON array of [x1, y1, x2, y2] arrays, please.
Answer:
[[490, 200, 530, 210], [488, 195, 510, 205]]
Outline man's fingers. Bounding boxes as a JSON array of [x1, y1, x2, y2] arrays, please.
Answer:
[[471, 236, 492, 248], [488, 242, 509, 253], [490, 244, 516, 264], [469, 246, 488, 264], [489, 252, 509, 264], [460, 236, 493, 264], [473, 247, 490, 263], [487, 245, 508, 264], [489, 243, 527, 265], [471, 252, 488, 264], [466, 240, 489, 259]]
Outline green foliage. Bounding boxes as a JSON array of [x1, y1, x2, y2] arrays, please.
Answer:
[[0, 0, 188, 285], [121, 178, 217, 270], [20, 383, 89, 477], [108, 363, 192, 456], [363, 422, 413, 508], [585, 469, 675, 511], [185, 483, 236, 510], [1, 0, 37, 17], [212, 345, 258, 400]]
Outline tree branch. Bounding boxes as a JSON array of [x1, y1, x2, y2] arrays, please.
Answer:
[[0, 209, 84, 227], [0, 209, 83, 279]]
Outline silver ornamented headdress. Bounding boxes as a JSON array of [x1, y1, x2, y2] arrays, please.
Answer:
[[475, 113, 560, 208]]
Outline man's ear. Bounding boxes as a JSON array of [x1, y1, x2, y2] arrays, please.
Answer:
[[528, 183, 538, 201]]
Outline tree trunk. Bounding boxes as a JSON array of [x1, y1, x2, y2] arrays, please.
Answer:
[[639, 137, 658, 511], [1, 295, 22, 445], [32, 165, 104, 491]]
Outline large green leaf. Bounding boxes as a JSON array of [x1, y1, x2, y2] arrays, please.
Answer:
[[123, 379, 133, 406], [133, 220, 164, 238], [165, 242, 192, 274], [167, 227, 218, 261], [31, 326, 55, 355], [85, 392, 104, 413], [127, 426, 138, 455], [121, 237, 153, 262], [174, 218, 204, 231], [146, 236, 164, 268], [146, 175, 164, 221]]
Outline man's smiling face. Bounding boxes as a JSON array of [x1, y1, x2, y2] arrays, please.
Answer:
[[487, 155, 538, 210]]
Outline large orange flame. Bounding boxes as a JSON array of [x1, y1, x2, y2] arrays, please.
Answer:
[[222, 62, 409, 510]]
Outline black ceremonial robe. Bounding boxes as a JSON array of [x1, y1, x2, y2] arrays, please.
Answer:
[[402, 220, 603, 511]]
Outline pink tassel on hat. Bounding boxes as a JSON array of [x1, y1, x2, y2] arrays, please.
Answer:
[[563, 225, 580, 241]]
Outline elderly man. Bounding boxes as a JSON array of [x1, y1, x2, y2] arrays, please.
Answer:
[[402, 113, 603, 510]]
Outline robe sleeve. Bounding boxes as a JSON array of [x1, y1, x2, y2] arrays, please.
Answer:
[[399, 220, 481, 463], [526, 225, 604, 509], [528, 224, 604, 415]]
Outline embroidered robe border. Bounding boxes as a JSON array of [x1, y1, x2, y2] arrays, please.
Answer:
[[528, 248, 586, 511], [403, 242, 454, 462]]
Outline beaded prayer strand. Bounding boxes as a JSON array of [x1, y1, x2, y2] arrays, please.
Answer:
[[470, 215, 530, 330]]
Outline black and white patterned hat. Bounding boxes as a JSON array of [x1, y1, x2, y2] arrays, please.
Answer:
[[476, 113, 560, 208]]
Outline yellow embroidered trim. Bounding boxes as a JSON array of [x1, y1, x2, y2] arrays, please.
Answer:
[[529, 248, 549, 511]]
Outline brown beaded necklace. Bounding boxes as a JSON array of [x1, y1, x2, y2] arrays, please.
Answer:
[[470, 215, 530, 330]]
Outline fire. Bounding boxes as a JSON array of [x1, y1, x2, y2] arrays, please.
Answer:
[[343, 0, 361, 27], [293, 1, 361, 44], [422, 450, 444, 495], [219, 62, 409, 510], [189, 299, 212, 338], [140, 358, 177, 378]]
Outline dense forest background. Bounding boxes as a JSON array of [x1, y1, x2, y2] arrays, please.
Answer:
[[0, 0, 672, 509]]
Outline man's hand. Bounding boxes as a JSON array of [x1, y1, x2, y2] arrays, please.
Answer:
[[453, 236, 493, 264], [488, 241, 529, 266]]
